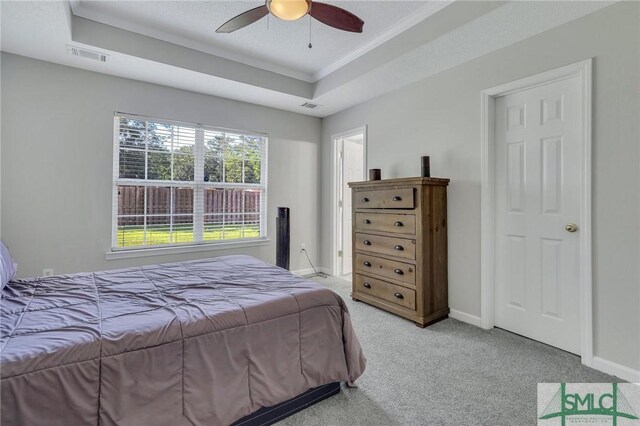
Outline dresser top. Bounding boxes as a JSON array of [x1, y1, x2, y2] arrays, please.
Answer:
[[348, 176, 450, 188]]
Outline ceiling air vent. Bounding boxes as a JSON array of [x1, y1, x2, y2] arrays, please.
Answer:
[[67, 45, 108, 62], [301, 102, 320, 110]]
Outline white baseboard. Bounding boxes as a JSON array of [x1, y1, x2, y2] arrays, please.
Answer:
[[319, 267, 332, 276], [591, 356, 640, 383], [291, 267, 316, 276], [291, 267, 333, 277], [449, 309, 483, 328]]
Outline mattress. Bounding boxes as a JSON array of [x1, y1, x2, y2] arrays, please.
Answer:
[[0, 255, 366, 425]]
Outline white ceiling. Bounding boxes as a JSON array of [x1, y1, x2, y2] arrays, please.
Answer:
[[1, 1, 614, 118], [70, 0, 429, 82]]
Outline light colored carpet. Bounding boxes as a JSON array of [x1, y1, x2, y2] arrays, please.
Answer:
[[277, 275, 620, 426]]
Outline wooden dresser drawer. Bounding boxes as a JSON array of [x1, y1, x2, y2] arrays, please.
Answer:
[[355, 212, 416, 235], [355, 233, 416, 261], [355, 274, 416, 310], [354, 188, 414, 209], [355, 253, 416, 286]]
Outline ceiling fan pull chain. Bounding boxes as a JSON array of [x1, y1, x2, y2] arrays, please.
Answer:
[[308, 15, 312, 49]]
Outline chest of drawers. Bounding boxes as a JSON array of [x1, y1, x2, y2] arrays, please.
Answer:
[[348, 177, 449, 327]]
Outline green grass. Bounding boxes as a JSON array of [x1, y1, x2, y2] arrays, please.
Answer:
[[116, 224, 260, 247]]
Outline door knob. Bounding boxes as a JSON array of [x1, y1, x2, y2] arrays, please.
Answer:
[[565, 223, 578, 233]]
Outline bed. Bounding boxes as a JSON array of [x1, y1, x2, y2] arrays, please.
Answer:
[[0, 255, 366, 425]]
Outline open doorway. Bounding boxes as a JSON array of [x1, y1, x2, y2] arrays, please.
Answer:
[[332, 127, 367, 278]]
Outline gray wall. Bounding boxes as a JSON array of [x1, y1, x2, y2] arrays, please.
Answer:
[[321, 2, 640, 371], [1, 53, 322, 276]]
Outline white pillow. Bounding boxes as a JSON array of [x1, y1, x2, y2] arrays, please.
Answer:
[[1, 241, 17, 290]]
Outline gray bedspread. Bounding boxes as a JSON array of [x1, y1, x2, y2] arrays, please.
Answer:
[[0, 255, 366, 425]]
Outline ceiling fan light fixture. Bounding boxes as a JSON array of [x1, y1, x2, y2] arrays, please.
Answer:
[[267, 0, 311, 21]]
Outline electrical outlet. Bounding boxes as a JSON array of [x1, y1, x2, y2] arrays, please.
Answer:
[[42, 269, 54, 277], [300, 243, 306, 252]]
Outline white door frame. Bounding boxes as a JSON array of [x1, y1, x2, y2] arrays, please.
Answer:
[[480, 59, 593, 365], [331, 126, 368, 277]]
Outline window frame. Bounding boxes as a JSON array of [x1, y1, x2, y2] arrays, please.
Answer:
[[111, 112, 268, 253]]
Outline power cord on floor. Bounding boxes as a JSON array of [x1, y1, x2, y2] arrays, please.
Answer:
[[301, 248, 328, 279]]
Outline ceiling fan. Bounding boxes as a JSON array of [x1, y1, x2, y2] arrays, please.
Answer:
[[216, 0, 364, 34]]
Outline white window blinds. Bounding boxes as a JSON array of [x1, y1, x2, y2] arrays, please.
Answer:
[[112, 113, 268, 250]]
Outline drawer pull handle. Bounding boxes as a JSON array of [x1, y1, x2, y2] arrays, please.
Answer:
[[394, 245, 404, 251], [394, 221, 404, 227], [363, 219, 371, 224], [363, 261, 372, 267], [393, 196, 402, 201], [394, 269, 404, 275], [363, 282, 371, 289], [363, 240, 372, 246], [361, 197, 369, 202], [394, 292, 404, 299]]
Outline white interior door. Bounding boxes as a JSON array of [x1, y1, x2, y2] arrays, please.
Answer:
[[494, 76, 581, 354], [338, 135, 364, 276]]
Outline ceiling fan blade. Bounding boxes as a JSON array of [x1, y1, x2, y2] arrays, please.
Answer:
[[309, 2, 364, 33], [216, 5, 269, 33]]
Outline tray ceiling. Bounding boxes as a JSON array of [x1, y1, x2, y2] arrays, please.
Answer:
[[1, 1, 613, 117], [70, 0, 431, 81]]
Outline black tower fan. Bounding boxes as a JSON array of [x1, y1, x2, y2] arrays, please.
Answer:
[[276, 207, 290, 270]]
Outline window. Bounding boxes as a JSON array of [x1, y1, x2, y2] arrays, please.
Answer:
[[112, 113, 267, 250]]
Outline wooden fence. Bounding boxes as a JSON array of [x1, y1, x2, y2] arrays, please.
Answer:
[[118, 186, 261, 226]]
